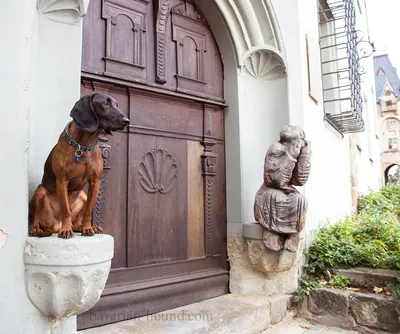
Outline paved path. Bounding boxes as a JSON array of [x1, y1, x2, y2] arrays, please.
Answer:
[[261, 318, 359, 334]]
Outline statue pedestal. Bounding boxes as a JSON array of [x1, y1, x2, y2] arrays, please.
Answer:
[[24, 234, 114, 333], [228, 223, 302, 296], [243, 222, 298, 273]]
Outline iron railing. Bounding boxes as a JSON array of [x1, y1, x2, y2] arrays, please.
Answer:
[[319, 0, 365, 134]]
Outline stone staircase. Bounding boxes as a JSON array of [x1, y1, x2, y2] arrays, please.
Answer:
[[80, 294, 291, 334]]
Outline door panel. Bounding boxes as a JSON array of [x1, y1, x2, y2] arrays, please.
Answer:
[[128, 134, 188, 266], [187, 140, 205, 259], [78, 0, 228, 329]]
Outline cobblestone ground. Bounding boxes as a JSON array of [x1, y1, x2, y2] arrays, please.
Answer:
[[261, 318, 359, 334]]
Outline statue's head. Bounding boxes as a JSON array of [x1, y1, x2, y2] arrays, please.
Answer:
[[279, 125, 306, 149]]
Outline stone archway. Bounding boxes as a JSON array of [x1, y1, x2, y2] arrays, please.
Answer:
[[193, 0, 290, 231], [381, 150, 400, 186], [384, 164, 400, 184]]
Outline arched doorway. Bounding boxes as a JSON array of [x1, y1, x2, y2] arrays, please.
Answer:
[[384, 164, 400, 184], [78, 0, 228, 329]]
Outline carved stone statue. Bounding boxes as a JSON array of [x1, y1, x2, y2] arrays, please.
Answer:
[[254, 125, 311, 252]]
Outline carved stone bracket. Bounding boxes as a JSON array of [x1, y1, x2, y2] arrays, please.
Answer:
[[243, 222, 300, 273], [243, 48, 286, 80], [37, 0, 90, 24], [92, 137, 111, 229], [24, 234, 114, 322], [154, 0, 170, 84]]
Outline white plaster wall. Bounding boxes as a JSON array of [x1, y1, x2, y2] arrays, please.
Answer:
[[273, 0, 379, 237], [200, 0, 381, 238], [0, 1, 85, 333], [276, 0, 352, 236], [354, 0, 382, 193], [237, 74, 290, 223], [271, 0, 306, 129], [0, 2, 53, 333], [29, 15, 83, 196], [196, 0, 290, 236], [355, 92, 381, 194]]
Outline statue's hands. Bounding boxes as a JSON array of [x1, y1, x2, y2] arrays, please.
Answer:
[[300, 140, 311, 153]]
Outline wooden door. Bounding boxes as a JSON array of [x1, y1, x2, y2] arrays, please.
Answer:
[[77, 0, 228, 329]]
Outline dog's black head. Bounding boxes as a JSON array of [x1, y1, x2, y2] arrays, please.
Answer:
[[70, 92, 130, 134]]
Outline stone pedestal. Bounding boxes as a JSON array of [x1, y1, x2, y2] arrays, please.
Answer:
[[228, 223, 302, 296], [24, 234, 114, 333]]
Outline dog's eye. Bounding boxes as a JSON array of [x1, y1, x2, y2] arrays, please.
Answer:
[[104, 101, 109, 106]]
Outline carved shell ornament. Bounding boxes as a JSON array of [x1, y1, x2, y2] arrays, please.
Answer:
[[244, 49, 286, 80], [138, 149, 178, 194]]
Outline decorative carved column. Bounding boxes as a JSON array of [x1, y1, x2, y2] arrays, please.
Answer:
[[92, 137, 111, 229], [201, 106, 217, 255], [154, 0, 170, 84], [201, 147, 217, 255]]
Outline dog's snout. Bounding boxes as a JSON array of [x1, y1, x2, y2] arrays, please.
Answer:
[[121, 117, 130, 126]]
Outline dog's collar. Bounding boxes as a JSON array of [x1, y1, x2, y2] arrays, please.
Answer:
[[62, 121, 97, 161]]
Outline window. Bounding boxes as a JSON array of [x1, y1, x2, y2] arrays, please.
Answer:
[[389, 137, 398, 150], [385, 90, 391, 96], [318, 0, 364, 134], [377, 68, 386, 76], [386, 118, 397, 129], [386, 101, 393, 107]]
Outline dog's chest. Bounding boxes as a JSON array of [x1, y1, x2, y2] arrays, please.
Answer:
[[68, 162, 99, 191]]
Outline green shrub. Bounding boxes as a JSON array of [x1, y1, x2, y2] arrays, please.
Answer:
[[306, 186, 400, 272], [328, 275, 350, 289], [292, 274, 322, 303], [358, 188, 395, 215], [380, 184, 400, 219], [294, 186, 400, 303]]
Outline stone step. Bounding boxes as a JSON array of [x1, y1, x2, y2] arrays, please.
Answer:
[[298, 287, 400, 333], [80, 294, 291, 334], [261, 314, 359, 334], [332, 267, 400, 289]]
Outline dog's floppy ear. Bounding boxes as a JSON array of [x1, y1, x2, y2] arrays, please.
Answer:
[[70, 94, 99, 132]]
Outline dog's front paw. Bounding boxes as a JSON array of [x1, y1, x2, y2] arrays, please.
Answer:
[[29, 226, 43, 237], [82, 227, 95, 236], [93, 226, 104, 234], [58, 228, 74, 239]]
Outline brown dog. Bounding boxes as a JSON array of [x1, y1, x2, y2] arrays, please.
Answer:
[[29, 92, 129, 238]]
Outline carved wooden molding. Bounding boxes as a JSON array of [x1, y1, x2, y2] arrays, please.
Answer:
[[102, 0, 148, 80], [201, 104, 218, 255], [92, 81, 114, 92], [243, 48, 286, 80], [171, 1, 208, 92], [171, 0, 207, 24], [201, 151, 217, 255], [154, 0, 170, 84], [37, 0, 89, 24], [93, 138, 111, 228], [201, 154, 217, 176], [201, 102, 217, 254], [138, 149, 178, 194]]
